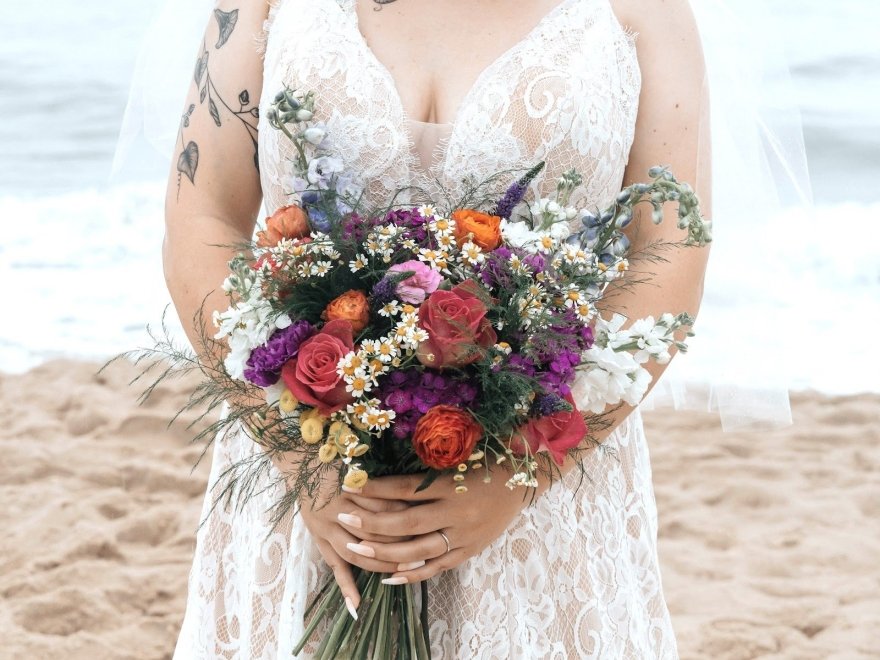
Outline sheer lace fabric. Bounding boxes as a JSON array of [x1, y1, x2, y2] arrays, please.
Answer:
[[175, 0, 679, 657]]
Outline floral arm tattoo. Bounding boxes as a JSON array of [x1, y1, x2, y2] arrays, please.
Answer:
[[176, 8, 260, 198]]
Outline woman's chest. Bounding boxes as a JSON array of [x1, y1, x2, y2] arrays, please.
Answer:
[[258, 0, 641, 211]]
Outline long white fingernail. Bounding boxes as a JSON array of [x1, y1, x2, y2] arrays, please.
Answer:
[[337, 513, 362, 528], [342, 485, 362, 494], [345, 596, 359, 621], [397, 561, 425, 572], [347, 542, 375, 558], [381, 576, 409, 586]]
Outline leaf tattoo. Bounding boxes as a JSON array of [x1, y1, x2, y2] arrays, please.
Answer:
[[194, 49, 208, 84], [209, 99, 222, 127], [177, 142, 199, 185], [174, 7, 258, 199], [214, 9, 239, 49]]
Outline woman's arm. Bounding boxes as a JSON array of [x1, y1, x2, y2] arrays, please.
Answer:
[[163, 1, 408, 611], [163, 0, 267, 349], [334, 0, 713, 584]]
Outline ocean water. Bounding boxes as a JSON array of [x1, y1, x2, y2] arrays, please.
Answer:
[[1, 0, 878, 394]]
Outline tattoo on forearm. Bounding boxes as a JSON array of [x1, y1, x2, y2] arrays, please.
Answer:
[[175, 7, 260, 199]]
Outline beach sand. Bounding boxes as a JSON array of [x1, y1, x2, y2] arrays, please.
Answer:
[[1, 360, 877, 659]]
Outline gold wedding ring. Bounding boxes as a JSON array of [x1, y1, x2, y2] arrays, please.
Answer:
[[437, 530, 451, 554]]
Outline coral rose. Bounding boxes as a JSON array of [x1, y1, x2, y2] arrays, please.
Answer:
[[411, 405, 483, 470], [511, 394, 587, 466], [452, 208, 502, 251], [256, 205, 310, 247], [416, 281, 497, 369], [281, 320, 355, 416], [322, 290, 370, 334]]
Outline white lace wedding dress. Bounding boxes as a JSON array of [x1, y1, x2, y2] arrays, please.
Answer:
[[174, 0, 679, 657]]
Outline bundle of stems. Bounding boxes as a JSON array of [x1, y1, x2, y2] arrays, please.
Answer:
[[294, 569, 431, 659]]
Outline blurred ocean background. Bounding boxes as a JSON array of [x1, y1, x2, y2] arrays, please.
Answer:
[[1, 0, 878, 393]]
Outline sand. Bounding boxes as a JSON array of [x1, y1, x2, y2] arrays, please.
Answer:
[[0, 359, 877, 659]]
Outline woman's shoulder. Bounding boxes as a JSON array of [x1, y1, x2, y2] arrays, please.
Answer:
[[609, 0, 705, 75], [609, 0, 702, 49]]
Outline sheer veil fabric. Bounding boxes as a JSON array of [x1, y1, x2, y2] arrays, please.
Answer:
[[115, 0, 811, 656]]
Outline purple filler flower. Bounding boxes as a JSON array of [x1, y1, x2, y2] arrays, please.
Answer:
[[243, 320, 315, 387], [378, 368, 478, 439]]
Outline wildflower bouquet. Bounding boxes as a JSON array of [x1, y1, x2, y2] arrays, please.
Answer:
[[128, 88, 711, 658]]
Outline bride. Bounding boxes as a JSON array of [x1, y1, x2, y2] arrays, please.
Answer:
[[165, 0, 710, 656]]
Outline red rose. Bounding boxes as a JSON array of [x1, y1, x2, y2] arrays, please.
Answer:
[[416, 281, 497, 369], [281, 320, 354, 415], [511, 395, 587, 466], [412, 405, 483, 469]]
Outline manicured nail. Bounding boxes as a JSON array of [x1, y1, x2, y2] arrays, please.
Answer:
[[342, 485, 362, 494], [381, 576, 409, 586], [397, 561, 425, 572], [337, 513, 362, 528], [347, 542, 375, 558], [345, 596, 359, 621]]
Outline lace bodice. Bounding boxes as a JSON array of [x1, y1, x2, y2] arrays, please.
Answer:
[[258, 0, 641, 217]]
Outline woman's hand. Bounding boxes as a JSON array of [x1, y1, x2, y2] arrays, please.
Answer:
[[297, 471, 412, 612], [335, 470, 534, 585]]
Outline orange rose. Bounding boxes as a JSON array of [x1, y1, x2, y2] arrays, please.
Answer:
[[452, 209, 502, 251], [411, 405, 482, 470], [322, 290, 370, 334], [256, 205, 310, 247]]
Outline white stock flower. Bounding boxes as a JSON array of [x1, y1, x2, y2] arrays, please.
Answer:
[[570, 346, 653, 413], [213, 290, 291, 381]]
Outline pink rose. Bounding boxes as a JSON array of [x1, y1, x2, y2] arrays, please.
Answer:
[[511, 395, 587, 466], [416, 281, 497, 369], [281, 319, 355, 415], [388, 260, 442, 304]]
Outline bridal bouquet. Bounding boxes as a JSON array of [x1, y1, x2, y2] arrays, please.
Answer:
[[126, 88, 710, 658]]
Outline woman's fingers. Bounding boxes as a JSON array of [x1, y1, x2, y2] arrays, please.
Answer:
[[328, 527, 401, 574], [353, 474, 439, 502], [313, 536, 360, 610], [380, 549, 468, 585], [343, 492, 410, 513], [343, 531, 449, 567], [336, 501, 448, 538]]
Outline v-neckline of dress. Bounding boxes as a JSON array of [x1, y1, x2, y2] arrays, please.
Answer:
[[344, 0, 580, 128], [336, 0, 582, 174]]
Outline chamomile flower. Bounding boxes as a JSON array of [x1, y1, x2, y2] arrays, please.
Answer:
[[562, 285, 588, 309], [349, 254, 368, 272], [379, 301, 402, 318], [418, 204, 437, 219], [375, 338, 400, 363], [460, 240, 485, 266], [310, 260, 332, 277]]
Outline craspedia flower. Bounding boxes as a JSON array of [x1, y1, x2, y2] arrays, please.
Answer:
[[344, 469, 369, 490]]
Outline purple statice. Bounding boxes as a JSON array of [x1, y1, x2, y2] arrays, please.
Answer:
[[369, 276, 398, 308], [377, 369, 479, 439], [243, 320, 315, 387]]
